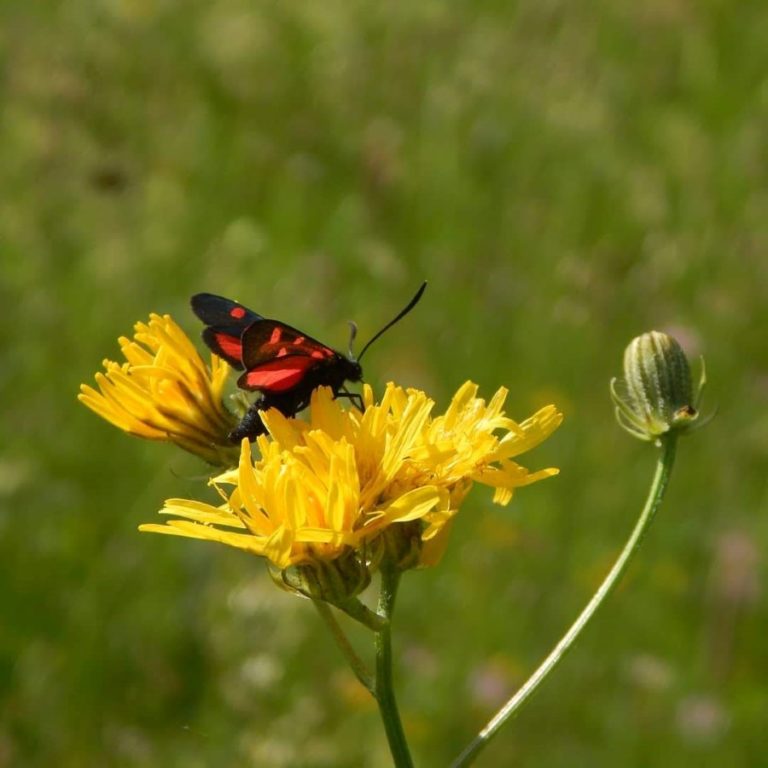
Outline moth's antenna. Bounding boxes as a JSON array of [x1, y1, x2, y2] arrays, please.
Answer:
[[356, 282, 427, 362], [347, 321, 358, 359]]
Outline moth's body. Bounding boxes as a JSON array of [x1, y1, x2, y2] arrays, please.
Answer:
[[229, 355, 362, 442]]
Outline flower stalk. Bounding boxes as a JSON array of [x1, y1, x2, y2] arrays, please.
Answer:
[[374, 564, 414, 768], [451, 435, 678, 767], [313, 600, 375, 694], [314, 563, 416, 766], [337, 597, 388, 632]]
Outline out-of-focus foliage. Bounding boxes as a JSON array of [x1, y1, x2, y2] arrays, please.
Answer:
[[1, 1, 766, 765]]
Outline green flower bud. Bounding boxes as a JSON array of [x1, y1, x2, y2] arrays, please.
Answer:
[[269, 548, 371, 604], [610, 331, 707, 443], [377, 521, 426, 572]]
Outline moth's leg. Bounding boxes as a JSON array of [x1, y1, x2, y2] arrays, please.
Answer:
[[336, 388, 364, 411]]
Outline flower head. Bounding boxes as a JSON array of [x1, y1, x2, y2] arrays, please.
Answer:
[[141, 382, 562, 581], [78, 314, 239, 465]]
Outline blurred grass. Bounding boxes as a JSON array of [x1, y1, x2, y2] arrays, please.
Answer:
[[2, 0, 768, 765]]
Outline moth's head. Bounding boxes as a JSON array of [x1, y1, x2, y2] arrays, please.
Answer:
[[348, 359, 363, 383]]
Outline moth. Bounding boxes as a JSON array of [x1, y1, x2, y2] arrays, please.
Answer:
[[191, 282, 426, 441]]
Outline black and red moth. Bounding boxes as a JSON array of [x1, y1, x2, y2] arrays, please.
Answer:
[[191, 283, 426, 442]]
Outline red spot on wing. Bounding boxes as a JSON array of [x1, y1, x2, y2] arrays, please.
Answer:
[[310, 349, 327, 359], [215, 332, 242, 360], [293, 336, 305, 345], [241, 357, 317, 392], [268, 327, 282, 344], [230, 307, 247, 319]]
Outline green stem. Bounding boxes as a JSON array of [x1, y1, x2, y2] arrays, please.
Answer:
[[336, 597, 387, 632], [375, 565, 414, 768], [452, 436, 678, 768], [313, 600, 375, 694]]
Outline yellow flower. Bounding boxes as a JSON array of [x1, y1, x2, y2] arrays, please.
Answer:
[[141, 382, 562, 578], [78, 314, 239, 466], [413, 381, 563, 506], [400, 381, 561, 565]]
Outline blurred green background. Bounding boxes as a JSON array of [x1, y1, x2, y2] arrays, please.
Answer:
[[2, 0, 767, 766]]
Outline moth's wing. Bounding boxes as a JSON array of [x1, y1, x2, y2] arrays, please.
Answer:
[[190, 293, 262, 327], [190, 293, 264, 368], [237, 354, 326, 393], [240, 319, 337, 369]]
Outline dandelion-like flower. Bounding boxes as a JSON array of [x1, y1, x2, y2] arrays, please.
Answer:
[[78, 314, 239, 466], [141, 383, 562, 591], [405, 381, 562, 565]]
